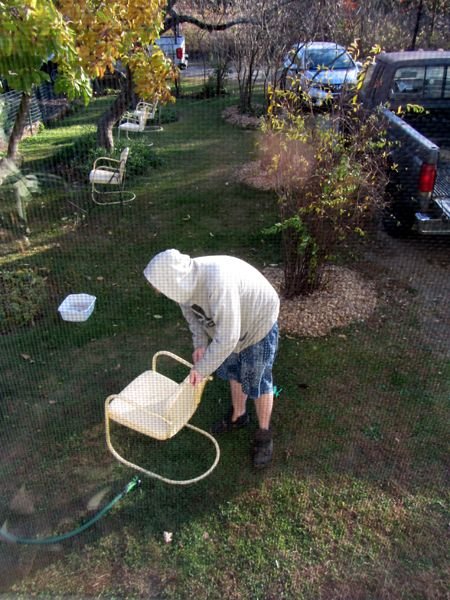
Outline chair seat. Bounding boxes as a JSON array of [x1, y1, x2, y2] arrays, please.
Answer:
[[89, 169, 121, 185], [108, 371, 182, 440], [119, 123, 142, 132]]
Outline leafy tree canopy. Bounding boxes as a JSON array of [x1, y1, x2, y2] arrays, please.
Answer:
[[59, 0, 176, 104], [0, 0, 91, 103]]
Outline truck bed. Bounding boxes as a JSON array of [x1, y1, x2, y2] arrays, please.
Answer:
[[403, 109, 450, 151]]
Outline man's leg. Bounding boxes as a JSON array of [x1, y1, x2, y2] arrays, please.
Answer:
[[230, 379, 248, 421], [211, 379, 250, 434], [253, 392, 274, 468], [254, 391, 273, 430]]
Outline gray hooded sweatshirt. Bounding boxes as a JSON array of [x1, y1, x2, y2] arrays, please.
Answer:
[[143, 250, 280, 378]]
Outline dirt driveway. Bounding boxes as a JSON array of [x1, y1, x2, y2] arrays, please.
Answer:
[[357, 228, 450, 358]]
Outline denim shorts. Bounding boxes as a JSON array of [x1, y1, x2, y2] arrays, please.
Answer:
[[216, 322, 279, 399]]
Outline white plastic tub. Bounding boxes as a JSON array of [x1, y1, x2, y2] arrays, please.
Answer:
[[58, 294, 96, 322]]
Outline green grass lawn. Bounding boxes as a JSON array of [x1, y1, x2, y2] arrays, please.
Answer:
[[0, 88, 449, 599]]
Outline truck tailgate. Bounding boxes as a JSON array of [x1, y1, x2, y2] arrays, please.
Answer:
[[434, 164, 450, 199]]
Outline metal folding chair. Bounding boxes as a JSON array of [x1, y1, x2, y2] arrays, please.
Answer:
[[105, 351, 220, 485]]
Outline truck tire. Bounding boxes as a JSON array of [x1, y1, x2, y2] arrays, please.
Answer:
[[382, 205, 414, 237]]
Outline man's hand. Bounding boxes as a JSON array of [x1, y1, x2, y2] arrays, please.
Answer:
[[189, 369, 204, 386], [192, 346, 206, 364]]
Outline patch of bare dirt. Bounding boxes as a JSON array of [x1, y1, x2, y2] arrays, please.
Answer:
[[222, 106, 262, 129], [355, 230, 450, 358], [237, 160, 275, 191], [264, 265, 377, 337]]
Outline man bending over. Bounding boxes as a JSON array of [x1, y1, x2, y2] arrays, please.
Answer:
[[144, 249, 280, 468]]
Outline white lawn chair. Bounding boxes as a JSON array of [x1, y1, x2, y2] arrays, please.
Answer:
[[117, 109, 149, 140], [133, 100, 163, 132], [105, 351, 220, 485], [89, 147, 136, 206]]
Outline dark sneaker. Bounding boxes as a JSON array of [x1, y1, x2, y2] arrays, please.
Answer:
[[252, 428, 273, 469], [211, 407, 250, 435]]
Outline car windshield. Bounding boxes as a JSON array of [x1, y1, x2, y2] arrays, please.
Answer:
[[305, 48, 353, 70]]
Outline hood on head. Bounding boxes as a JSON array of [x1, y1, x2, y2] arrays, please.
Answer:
[[143, 249, 195, 303]]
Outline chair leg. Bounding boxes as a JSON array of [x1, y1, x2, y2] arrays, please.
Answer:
[[120, 182, 125, 214], [105, 402, 221, 485]]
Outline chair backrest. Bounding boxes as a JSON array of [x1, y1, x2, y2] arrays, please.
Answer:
[[137, 111, 148, 130], [135, 101, 151, 113], [147, 100, 158, 119], [163, 377, 208, 438], [136, 100, 158, 119], [119, 147, 130, 179]]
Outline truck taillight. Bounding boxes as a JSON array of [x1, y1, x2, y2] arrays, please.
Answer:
[[418, 163, 437, 193], [176, 47, 183, 60]]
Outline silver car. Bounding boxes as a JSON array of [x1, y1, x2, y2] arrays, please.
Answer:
[[281, 41, 361, 106]]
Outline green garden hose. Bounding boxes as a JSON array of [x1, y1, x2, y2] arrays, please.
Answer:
[[0, 476, 141, 545]]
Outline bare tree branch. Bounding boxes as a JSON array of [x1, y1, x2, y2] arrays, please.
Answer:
[[162, 0, 299, 33], [163, 13, 251, 32]]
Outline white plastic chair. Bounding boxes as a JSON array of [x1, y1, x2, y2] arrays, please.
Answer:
[[105, 351, 220, 485], [89, 147, 136, 206]]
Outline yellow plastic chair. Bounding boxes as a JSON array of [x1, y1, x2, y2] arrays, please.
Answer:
[[105, 351, 220, 485]]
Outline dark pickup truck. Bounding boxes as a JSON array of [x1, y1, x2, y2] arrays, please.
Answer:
[[359, 50, 450, 235]]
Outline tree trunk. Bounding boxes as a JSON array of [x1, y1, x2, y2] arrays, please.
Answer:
[[410, 0, 424, 50], [282, 228, 322, 298], [96, 67, 135, 151], [7, 92, 32, 163], [427, 0, 439, 46]]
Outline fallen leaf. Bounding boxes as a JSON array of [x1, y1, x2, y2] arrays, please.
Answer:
[[163, 531, 173, 543], [9, 485, 35, 515]]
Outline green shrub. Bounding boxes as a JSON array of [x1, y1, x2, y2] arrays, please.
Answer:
[[159, 105, 178, 124], [86, 139, 164, 178], [0, 268, 47, 333], [43, 131, 164, 182], [262, 84, 390, 297]]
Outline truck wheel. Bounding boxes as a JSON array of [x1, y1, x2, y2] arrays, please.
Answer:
[[382, 207, 414, 237]]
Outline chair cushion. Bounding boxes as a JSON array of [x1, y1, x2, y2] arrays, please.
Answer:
[[90, 169, 121, 184]]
